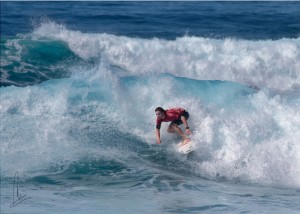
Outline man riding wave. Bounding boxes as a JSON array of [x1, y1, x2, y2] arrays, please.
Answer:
[[155, 107, 191, 144]]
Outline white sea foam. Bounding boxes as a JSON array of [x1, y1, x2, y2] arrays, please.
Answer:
[[33, 21, 300, 91]]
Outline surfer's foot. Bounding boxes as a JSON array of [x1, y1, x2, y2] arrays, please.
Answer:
[[181, 138, 191, 145]]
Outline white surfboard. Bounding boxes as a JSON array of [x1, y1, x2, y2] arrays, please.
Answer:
[[177, 140, 196, 154]]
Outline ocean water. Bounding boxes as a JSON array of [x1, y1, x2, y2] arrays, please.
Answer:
[[1, 1, 300, 213]]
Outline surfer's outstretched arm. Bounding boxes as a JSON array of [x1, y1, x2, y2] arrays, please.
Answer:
[[156, 128, 161, 144]]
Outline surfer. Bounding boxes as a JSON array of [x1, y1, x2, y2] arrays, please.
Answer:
[[155, 107, 191, 144]]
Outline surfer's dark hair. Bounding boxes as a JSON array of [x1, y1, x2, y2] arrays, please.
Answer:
[[155, 107, 165, 113]]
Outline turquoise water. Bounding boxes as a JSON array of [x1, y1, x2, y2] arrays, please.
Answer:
[[1, 2, 300, 213]]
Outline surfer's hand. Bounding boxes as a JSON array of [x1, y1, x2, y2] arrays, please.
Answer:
[[185, 128, 192, 135]]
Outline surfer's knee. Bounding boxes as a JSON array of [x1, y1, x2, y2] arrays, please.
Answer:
[[168, 123, 178, 133], [168, 125, 175, 133]]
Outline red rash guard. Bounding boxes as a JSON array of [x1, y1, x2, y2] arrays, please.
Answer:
[[156, 108, 185, 129]]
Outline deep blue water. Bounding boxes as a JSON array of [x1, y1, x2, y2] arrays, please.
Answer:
[[2, 1, 300, 39], [1, 2, 300, 214]]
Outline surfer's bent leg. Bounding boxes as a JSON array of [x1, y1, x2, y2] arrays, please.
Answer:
[[168, 123, 185, 139], [167, 124, 175, 133]]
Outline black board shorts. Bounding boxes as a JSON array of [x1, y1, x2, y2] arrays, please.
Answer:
[[170, 111, 189, 126]]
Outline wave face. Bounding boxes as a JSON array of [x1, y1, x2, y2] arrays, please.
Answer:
[[1, 22, 300, 188]]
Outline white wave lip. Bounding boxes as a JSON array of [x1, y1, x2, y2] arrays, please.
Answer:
[[33, 21, 300, 91]]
